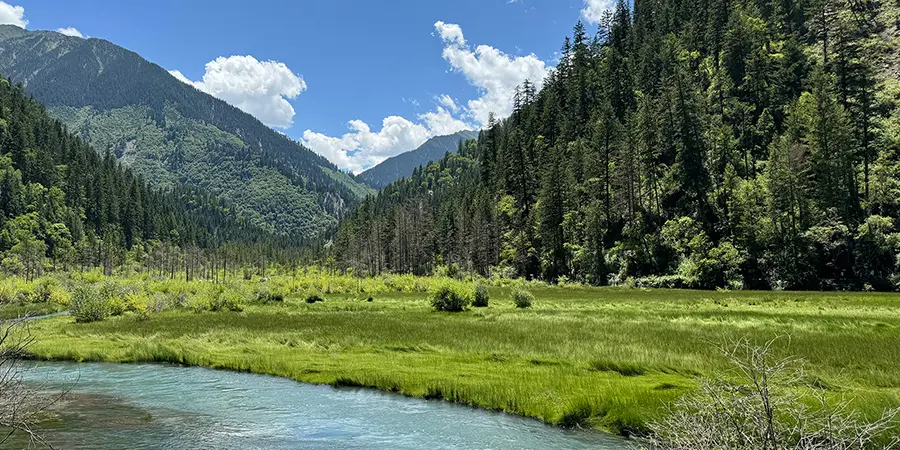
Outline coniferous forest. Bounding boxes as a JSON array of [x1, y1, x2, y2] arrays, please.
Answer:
[[0, 79, 305, 279], [337, 0, 900, 291]]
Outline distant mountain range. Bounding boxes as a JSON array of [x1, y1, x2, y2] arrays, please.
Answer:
[[0, 25, 372, 237], [357, 130, 478, 189]]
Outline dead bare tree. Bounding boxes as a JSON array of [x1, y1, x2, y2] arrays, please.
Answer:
[[0, 317, 57, 449], [646, 337, 900, 450]]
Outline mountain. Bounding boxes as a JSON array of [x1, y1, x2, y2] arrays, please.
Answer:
[[357, 130, 477, 189], [337, 1, 900, 292], [0, 76, 281, 276], [0, 26, 372, 237]]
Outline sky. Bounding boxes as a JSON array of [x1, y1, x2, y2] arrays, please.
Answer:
[[1, 0, 613, 173]]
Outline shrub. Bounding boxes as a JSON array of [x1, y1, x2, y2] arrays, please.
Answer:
[[512, 287, 534, 309], [211, 290, 244, 312], [190, 285, 245, 313], [305, 294, 325, 304], [648, 338, 900, 449], [124, 292, 151, 314], [98, 282, 126, 316], [69, 285, 110, 323], [430, 284, 471, 312], [0, 280, 15, 304], [472, 284, 490, 307], [13, 283, 34, 303], [32, 277, 58, 303], [255, 284, 287, 303]]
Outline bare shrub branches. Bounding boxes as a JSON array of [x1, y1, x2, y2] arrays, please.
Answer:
[[0, 317, 55, 449], [647, 337, 900, 450]]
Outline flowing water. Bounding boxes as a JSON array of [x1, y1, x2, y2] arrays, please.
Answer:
[[18, 362, 630, 449]]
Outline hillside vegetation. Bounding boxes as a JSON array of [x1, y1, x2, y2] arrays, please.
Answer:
[[337, 0, 900, 291], [358, 130, 478, 189], [0, 26, 372, 236], [0, 78, 286, 278]]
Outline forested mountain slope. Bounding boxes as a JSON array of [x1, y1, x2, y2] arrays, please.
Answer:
[[0, 78, 282, 277], [0, 26, 372, 237], [357, 130, 477, 189], [337, 0, 900, 291]]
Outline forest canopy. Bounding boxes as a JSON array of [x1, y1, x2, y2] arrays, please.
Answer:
[[336, 0, 900, 291], [0, 79, 303, 279]]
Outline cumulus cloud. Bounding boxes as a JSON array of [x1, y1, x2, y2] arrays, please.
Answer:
[[435, 21, 549, 126], [304, 21, 547, 174], [434, 21, 465, 47], [420, 107, 470, 137], [582, 0, 615, 24], [169, 55, 306, 129], [0, 1, 26, 28], [303, 116, 433, 174], [56, 27, 84, 38]]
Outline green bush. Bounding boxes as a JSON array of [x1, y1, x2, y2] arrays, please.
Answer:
[[98, 282, 127, 316], [70, 285, 110, 323], [32, 277, 58, 303], [430, 284, 471, 312], [255, 284, 287, 303], [191, 285, 245, 313], [212, 290, 245, 312], [472, 283, 489, 307], [512, 287, 534, 309]]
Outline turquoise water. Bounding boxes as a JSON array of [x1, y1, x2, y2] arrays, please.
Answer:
[[21, 362, 630, 449]]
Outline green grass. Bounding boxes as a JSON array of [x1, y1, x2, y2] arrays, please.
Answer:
[[21, 284, 900, 436], [0, 302, 66, 320]]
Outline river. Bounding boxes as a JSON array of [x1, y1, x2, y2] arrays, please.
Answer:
[[18, 362, 631, 449]]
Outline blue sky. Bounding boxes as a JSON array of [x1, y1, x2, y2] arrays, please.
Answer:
[[2, 0, 611, 172]]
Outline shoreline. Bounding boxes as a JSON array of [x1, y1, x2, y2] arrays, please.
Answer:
[[25, 357, 632, 441]]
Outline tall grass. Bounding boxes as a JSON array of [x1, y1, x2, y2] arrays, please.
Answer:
[[5, 272, 900, 437]]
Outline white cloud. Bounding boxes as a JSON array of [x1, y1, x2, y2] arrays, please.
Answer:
[[56, 27, 84, 38], [420, 107, 469, 137], [434, 21, 465, 47], [438, 94, 458, 113], [435, 21, 549, 126], [582, 0, 615, 25], [168, 69, 196, 86], [305, 21, 546, 174], [169, 55, 306, 129], [0, 1, 26, 28], [303, 116, 433, 174], [304, 106, 473, 174]]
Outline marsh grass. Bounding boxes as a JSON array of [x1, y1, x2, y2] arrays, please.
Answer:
[[4, 272, 900, 437]]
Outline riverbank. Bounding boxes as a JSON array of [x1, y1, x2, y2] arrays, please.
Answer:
[[21, 286, 900, 436], [13, 362, 625, 449]]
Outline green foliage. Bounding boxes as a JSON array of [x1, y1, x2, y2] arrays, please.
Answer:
[[31, 282, 900, 438], [255, 284, 288, 303], [512, 287, 534, 309], [358, 131, 477, 189], [430, 283, 472, 312], [0, 69, 303, 279], [472, 283, 490, 307], [98, 282, 127, 317], [335, 0, 900, 293], [69, 284, 110, 323], [0, 29, 372, 237]]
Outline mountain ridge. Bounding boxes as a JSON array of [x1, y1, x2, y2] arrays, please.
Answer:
[[357, 130, 477, 189], [0, 25, 372, 236]]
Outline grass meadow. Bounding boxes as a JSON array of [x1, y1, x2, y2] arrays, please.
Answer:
[[3, 272, 900, 435]]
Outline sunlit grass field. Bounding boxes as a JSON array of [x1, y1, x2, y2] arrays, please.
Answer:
[[11, 278, 900, 436]]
